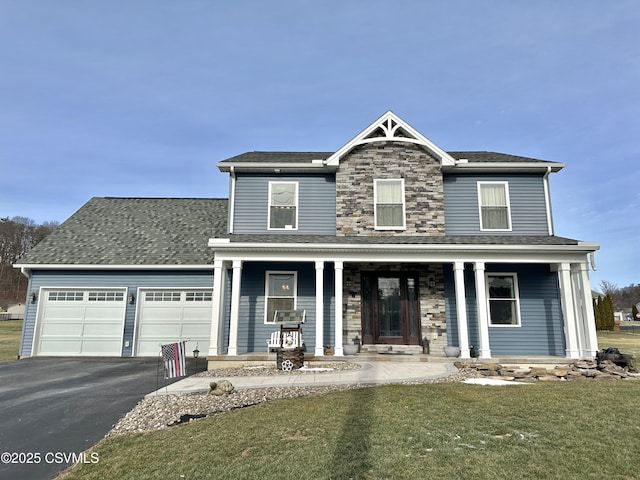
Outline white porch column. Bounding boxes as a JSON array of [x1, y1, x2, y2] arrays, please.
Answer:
[[577, 262, 599, 357], [227, 259, 242, 356], [453, 262, 470, 359], [208, 259, 225, 356], [473, 262, 491, 359], [570, 265, 586, 355], [315, 261, 325, 356], [334, 261, 344, 356], [559, 262, 580, 359]]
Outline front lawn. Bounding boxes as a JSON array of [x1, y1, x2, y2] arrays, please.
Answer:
[[59, 379, 640, 480], [597, 329, 640, 358], [0, 320, 22, 361]]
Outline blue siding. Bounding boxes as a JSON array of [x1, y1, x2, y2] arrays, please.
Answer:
[[233, 173, 336, 234], [443, 173, 549, 235], [236, 261, 335, 353], [20, 270, 213, 357], [444, 264, 565, 356]]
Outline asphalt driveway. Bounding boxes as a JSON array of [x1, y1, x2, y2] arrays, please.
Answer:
[[0, 357, 201, 480]]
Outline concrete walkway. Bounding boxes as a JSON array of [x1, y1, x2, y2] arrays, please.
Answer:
[[150, 360, 459, 396]]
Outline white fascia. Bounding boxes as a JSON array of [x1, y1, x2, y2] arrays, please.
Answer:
[[217, 162, 332, 173], [13, 264, 214, 272], [447, 162, 565, 173], [208, 240, 601, 264], [325, 111, 457, 167]]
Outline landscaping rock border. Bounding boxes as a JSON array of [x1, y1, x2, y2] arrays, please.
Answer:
[[454, 359, 640, 381]]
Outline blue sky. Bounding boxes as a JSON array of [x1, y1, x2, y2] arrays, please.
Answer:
[[1, 1, 638, 288]]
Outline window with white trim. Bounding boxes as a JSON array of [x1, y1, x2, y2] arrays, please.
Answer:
[[478, 182, 512, 231], [88, 291, 124, 302], [185, 291, 213, 302], [265, 272, 297, 323], [374, 179, 406, 229], [144, 292, 181, 302], [486, 273, 521, 326], [268, 181, 298, 230], [48, 291, 84, 302]]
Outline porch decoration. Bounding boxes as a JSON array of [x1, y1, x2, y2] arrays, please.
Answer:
[[276, 348, 304, 370], [272, 309, 305, 370], [343, 336, 360, 355], [444, 346, 461, 357]]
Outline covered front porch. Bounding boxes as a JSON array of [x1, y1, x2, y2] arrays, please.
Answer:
[[205, 240, 599, 365]]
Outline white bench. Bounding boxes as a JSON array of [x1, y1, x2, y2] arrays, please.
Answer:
[[267, 309, 306, 351], [267, 330, 304, 351]]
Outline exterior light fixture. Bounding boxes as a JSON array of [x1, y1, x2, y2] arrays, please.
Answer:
[[193, 343, 200, 372], [128, 293, 135, 304], [29, 292, 37, 303]]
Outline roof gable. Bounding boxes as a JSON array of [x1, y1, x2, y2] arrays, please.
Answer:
[[326, 110, 457, 167]]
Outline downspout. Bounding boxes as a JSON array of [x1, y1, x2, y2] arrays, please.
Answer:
[[543, 166, 554, 235], [18, 267, 31, 359], [228, 166, 236, 234]]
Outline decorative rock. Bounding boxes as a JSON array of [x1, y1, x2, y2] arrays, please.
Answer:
[[455, 359, 640, 382], [574, 360, 597, 369], [529, 368, 548, 378], [209, 379, 235, 396], [511, 368, 532, 378], [477, 363, 500, 372], [538, 375, 563, 382]]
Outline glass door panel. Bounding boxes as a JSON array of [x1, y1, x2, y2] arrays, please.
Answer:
[[377, 277, 402, 337]]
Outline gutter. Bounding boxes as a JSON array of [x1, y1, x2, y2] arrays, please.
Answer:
[[228, 166, 236, 234], [543, 166, 554, 235], [13, 264, 215, 271], [208, 239, 601, 254]]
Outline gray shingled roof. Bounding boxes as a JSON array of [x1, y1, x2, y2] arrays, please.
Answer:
[[224, 234, 580, 246], [18, 197, 228, 266], [218, 150, 552, 165]]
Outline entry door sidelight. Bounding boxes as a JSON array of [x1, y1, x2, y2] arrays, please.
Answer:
[[361, 273, 421, 345]]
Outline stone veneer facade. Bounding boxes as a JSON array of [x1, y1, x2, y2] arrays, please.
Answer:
[[335, 142, 446, 236], [342, 263, 447, 354], [336, 142, 449, 353]]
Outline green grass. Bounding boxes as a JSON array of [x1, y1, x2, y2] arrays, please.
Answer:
[[1, 325, 629, 478], [59, 380, 640, 480], [0, 320, 22, 361], [597, 328, 640, 357]]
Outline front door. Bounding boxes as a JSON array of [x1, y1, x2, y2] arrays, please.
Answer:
[[361, 273, 420, 345]]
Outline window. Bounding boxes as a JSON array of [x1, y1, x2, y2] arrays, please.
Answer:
[[265, 272, 297, 323], [88, 291, 124, 302], [268, 182, 298, 230], [145, 291, 181, 302], [478, 182, 511, 231], [374, 179, 406, 229], [185, 291, 213, 302], [486, 274, 520, 326], [48, 291, 84, 301]]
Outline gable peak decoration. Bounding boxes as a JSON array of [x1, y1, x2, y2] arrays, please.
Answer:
[[326, 111, 456, 167]]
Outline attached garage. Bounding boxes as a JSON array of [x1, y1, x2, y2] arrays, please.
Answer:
[[35, 289, 126, 356], [135, 289, 212, 356]]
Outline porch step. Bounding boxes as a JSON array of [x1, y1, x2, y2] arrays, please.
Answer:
[[359, 345, 426, 355], [206, 352, 451, 368]]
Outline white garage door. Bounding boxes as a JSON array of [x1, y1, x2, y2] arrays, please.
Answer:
[[36, 289, 126, 356], [136, 289, 212, 356]]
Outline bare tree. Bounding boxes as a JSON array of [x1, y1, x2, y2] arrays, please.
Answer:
[[0, 217, 58, 308], [599, 280, 618, 297]]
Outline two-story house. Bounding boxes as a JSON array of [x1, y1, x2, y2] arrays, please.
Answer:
[[15, 111, 599, 363]]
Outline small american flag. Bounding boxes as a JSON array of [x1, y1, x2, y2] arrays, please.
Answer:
[[161, 341, 187, 379]]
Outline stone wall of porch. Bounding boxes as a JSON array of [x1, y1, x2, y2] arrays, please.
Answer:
[[342, 262, 448, 355]]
